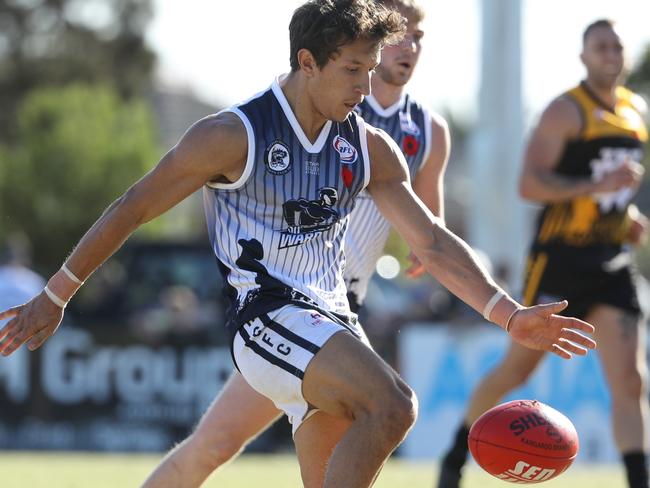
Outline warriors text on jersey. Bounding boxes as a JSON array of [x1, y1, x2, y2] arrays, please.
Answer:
[[202, 77, 370, 338], [345, 93, 432, 304], [532, 82, 648, 249]]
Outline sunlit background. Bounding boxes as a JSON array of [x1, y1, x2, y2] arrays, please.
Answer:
[[0, 0, 649, 481], [148, 0, 650, 119]]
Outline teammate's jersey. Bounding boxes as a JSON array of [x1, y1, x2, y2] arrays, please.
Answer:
[[531, 82, 648, 250], [344, 93, 432, 304], [202, 78, 370, 337]]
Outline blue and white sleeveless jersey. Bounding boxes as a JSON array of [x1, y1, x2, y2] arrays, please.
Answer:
[[345, 93, 432, 304], [202, 77, 370, 337]]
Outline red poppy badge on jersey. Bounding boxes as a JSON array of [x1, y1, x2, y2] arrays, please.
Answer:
[[341, 166, 353, 188], [402, 135, 419, 156]]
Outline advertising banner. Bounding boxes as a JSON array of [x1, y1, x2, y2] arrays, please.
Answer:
[[0, 326, 232, 451], [399, 323, 615, 463]]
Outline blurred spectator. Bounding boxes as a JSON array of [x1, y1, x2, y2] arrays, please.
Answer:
[[0, 233, 45, 321], [128, 284, 220, 342]]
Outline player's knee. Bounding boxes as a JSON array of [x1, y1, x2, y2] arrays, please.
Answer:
[[371, 385, 418, 442]]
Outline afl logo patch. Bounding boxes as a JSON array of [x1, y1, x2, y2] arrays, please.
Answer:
[[333, 135, 358, 164], [265, 140, 292, 175]]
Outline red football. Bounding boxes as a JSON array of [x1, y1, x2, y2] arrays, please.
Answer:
[[468, 400, 579, 484]]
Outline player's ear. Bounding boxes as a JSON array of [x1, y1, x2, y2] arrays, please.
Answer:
[[298, 48, 318, 77]]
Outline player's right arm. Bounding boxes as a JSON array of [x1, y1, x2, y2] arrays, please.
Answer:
[[366, 126, 596, 359], [0, 112, 248, 356], [519, 97, 644, 203]]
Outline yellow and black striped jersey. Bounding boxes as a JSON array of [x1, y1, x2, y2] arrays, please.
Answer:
[[532, 82, 648, 248]]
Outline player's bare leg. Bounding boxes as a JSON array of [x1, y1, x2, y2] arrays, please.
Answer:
[[294, 411, 352, 487], [141, 371, 282, 488], [298, 331, 418, 488], [589, 305, 649, 488], [464, 342, 546, 424]]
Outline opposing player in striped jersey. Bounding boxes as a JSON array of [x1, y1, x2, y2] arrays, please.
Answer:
[[141, 2, 451, 486], [0, 1, 596, 487]]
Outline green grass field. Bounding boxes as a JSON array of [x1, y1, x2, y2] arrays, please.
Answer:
[[0, 452, 626, 487]]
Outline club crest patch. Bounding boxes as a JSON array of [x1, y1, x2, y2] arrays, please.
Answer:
[[265, 140, 292, 175], [333, 135, 358, 164]]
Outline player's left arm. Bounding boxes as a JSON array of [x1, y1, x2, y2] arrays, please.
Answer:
[[365, 126, 596, 359], [626, 203, 649, 245], [627, 92, 649, 245], [407, 113, 450, 277]]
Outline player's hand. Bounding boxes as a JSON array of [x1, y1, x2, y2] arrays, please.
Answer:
[[628, 215, 649, 245], [507, 300, 597, 359], [627, 208, 649, 246], [594, 160, 645, 193], [405, 251, 426, 278], [0, 292, 64, 356]]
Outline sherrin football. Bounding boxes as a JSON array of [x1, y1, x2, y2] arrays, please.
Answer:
[[468, 400, 579, 483]]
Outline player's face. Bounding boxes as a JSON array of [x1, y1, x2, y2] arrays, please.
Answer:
[[375, 12, 423, 87], [310, 38, 381, 122], [581, 25, 625, 88]]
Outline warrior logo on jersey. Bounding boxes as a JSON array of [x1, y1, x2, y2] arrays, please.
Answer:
[[279, 187, 340, 249], [264, 140, 292, 175], [333, 135, 358, 164]]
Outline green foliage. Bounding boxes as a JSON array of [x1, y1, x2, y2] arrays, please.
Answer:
[[0, 84, 160, 274], [0, 0, 155, 142]]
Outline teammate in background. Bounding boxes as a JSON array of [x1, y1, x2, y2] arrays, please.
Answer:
[[346, 0, 450, 308], [140, 1, 451, 486], [0, 2, 596, 487], [437, 19, 649, 488]]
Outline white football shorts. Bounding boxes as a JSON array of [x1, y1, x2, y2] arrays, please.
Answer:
[[232, 304, 371, 435]]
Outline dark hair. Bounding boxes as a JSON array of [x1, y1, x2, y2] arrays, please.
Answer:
[[289, 0, 405, 72], [377, 0, 425, 23], [582, 19, 616, 46]]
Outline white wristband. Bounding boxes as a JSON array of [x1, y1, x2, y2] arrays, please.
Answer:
[[44, 285, 68, 309], [482, 290, 505, 321], [62, 264, 84, 285], [505, 308, 521, 333]]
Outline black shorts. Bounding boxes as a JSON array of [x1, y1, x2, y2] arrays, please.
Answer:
[[522, 245, 640, 320]]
